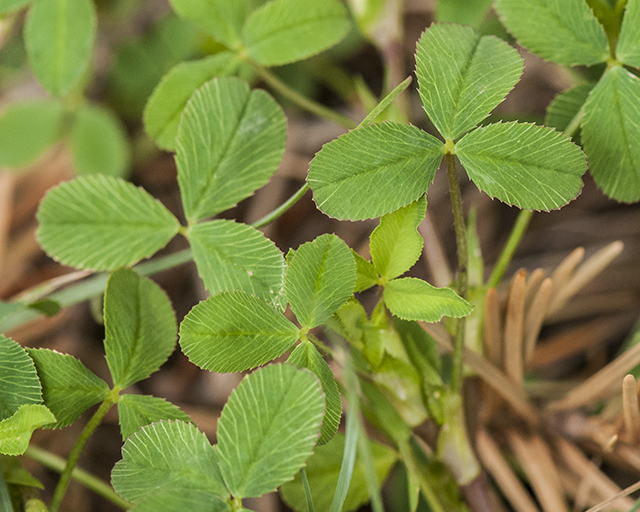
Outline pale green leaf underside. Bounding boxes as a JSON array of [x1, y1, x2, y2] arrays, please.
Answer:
[[371, 196, 426, 281], [168, 0, 258, 48], [582, 66, 640, 202], [0, 405, 55, 456], [144, 53, 240, 151], [179, 291, 299, 373], [456, 122, 587, 210], [26, 349, 108, 429], [0, 336, 41, 421], [617, 0, 640, 67], [384, 277, 472, 322], [188, 220, 286, 311], [176, 77, 286, 223], [243, 0, 350, 66], [128, 489, 230, 512], [353, 251, 378, 293], [112, 420, 227, 502], [415, 24, 523, 141], [288, 341, 341, 445], [285, 234, 356, 328], [37, 175, 180, 270], [217, 364, 324, 498], [24, 0, 96, 95], [280, 433, 398, 512], [0, 0, 32, 14], [308, 122, 444, 220], [545, 84, 594, 134], [494, 0, 609, 66], [70, 103, 130, 177], [118, 394, 192, 441], [0, 99, 63, 169], [104, 269, 177, 389]]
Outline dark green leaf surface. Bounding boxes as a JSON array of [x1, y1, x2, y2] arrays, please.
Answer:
[[168, 0, 258, 48], [0, 405, 55, 456], [0, 336, 41, 421], [144, 53, 240, 151], [545, 84, 594, 134], [582, 66, 640, 202], [353, 251, 378, 293], [112, 420, 227, 501], [188, 220, 286, 311], [456, 122, 587, 210], [280, 433, 397, 512], [37, 175, 180, 270], [308, 122, 444, 220], [129, 489, 230, 512], [217, 364, 324, 498], [104, 269, 177, 389], [118, 394, 192, 440], [0, 0, 31, 14], [617, 0, 640, 67], [26, 349, 108, 428], [415, 24, 523, 141], [384, 278, 472, 322], [0, 100, 63, 169], [370, 196, 426, 281], [24, 0, 96, 95], [176, 77, 286, 223], [243, 0, 350, 66], [288, 341, 341, 445], [179, 291, 299, 373], [70, 103, 130, 177], [285, 234, 356, 328], [435, 0, 491, 27], [494, 0, 609, 65]]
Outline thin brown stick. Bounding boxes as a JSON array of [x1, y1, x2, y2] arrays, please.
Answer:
[[0, 172, 14, 276], [524, 268, 546, 312], [546, 247, 584, 314], [548, 339, 640, 411], [507, 432, 568, 512], [484, 287, 502, 369], [584, 479, 640, 512], [476, 430, 541, 512], [548, 242, 624, 316], [523, 278, 552, 364], [556, 438, 634, 510], [622, 374, 640, 445], [423, 322, 540, 426], [504, 270, 526, 384]]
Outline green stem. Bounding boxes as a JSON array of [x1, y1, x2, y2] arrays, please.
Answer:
[[248, 60, 357, 130], [0, 462, 14, 512], [398, 440, 446, 512], [486, 209, 533, 289], [300, 468, 315, 512], [24, 445, 131, 510], [49, 389, 120, 512], [445, 152, 468, 394], [563, 103, 586, 140], [251, 183, 309, 229]]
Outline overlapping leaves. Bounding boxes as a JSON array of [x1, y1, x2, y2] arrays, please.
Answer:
[[112, 364, 324, 507]]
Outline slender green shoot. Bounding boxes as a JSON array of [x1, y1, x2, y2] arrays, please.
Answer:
[[0, 465, 13, 512], [300, 468, 315, 512], [444, 151, 468, 393], [358, 76, 412, 128], [49, 388, 120, 512], [251, 183, 309, 229], [329, 353, 359, 512], [248, 60, 357, 130], [356, 428, 384, 512], [24, 445, 131, 510], [486, 209, 533, 289]]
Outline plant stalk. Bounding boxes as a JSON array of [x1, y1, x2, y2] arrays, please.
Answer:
[[248, 60, 357, 130], [49, 389, 119, 512], [486, 209, 533, 289], [24, 445, 131, 510], [251, 183, 309, 229], [445, 151, 468, 394]]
